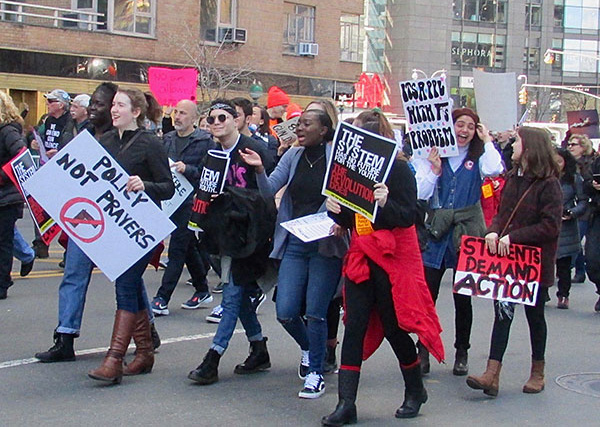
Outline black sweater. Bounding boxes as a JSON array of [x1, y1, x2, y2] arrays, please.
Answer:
[[100, 128, 174, 205]]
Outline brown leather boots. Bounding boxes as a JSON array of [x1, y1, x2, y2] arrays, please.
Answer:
[[523, 360, 545, 393], [466, 359, 502, 397], [123, 310, 155, 376]]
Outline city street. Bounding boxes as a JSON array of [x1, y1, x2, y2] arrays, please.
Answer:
[[2, 217, 599, 426]]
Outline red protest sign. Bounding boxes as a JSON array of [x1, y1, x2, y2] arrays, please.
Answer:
[[148, 67, 198, 107], [453, 235, 541, 306]]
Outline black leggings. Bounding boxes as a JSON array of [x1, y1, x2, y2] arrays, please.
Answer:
[[424, 265, 472, 350], [556, 256, 572, 298], [489, 289, 547, 362], [327, 296, 342, 341], [340, 260, 417, 369]]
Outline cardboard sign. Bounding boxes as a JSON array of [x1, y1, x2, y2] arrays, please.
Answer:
[[148, 67, 198, 107], [161, 159, 194, 218], [272, 117, 299, 146], [399, 76, 457, 159], [322, 122, 397, 222], [21, 131, 176, 281], [2, 148, 60, 244], [453, 235, 541, 306], [567, 109, 600, 139], [189, 150, 231, 231], [473, 69, 518, 132]]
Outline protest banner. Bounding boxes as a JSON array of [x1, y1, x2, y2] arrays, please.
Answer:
[[399, 75, 457, 159], [322, 121, 397, 222], [2, 148, 60, 245], [473, 69, 518, 132], [161, 159, 194, 218], [272, 116, 299, 146], [21, 131, 176, 281], [567, 109, 600, 139], [453, 235, 541, 306], [188, 150, 230, 231], [148, 67, 198, 107]]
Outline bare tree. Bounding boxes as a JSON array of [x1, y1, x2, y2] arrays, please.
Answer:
[[168, 24, 255, 107]]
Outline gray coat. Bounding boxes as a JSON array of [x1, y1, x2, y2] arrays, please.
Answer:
[[557, 175, 587, 259]]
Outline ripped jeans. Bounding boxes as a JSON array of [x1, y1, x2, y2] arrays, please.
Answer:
[[276, 235, 341, 374]]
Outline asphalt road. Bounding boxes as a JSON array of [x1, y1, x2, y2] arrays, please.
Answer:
[[2, 217, 600, 426]]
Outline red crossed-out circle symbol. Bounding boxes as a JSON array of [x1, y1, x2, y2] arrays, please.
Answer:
[[59, 197, 105, 243]]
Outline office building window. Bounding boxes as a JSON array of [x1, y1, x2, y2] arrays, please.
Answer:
[[557, 0, 600, 33], [283, 3, 316, 54], [453, 0, 507, 23], [111, 0, 154, 36], [563, 38, 599, 72], [340, 14, 362, 62], [200, 0, 237, 42], [524, 37, 541, 70], [452, 31, 506, 68], [526, 2, 542, 28]]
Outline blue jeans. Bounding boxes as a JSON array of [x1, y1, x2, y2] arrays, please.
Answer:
[[13, 226, 35, 263], [276, 235, 341, 374], [211, 273, 263, 355], [115, 250, 154, 313], [57, 238, 154, 335]]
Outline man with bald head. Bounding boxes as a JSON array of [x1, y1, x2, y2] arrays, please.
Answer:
[[151, 99, 217, 315]]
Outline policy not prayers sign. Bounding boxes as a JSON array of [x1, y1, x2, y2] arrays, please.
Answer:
[[399, 76, 458, 159], [453, 235, 541, 306], [322, 122, 397, 222], [22, 131, 176, 281]]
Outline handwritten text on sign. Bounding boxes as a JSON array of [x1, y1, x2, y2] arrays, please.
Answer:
[[148, 67, 198, 107], [399, 76, 457, 159], [453, 235, 541, 306], [22, 131, 175, 281]]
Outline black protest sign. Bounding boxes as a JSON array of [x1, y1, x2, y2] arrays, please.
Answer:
[[400, 76, 458, 159], [322, 122, 397, 222], [189, 150, 231, 231]]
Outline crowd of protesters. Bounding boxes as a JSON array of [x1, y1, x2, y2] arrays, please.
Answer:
[[2, 81, 600, 425]]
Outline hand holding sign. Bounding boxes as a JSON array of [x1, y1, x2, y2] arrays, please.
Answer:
[[126, 175, 145, 192], [373, 182, 389, 208], [485, 232, 499, 254]]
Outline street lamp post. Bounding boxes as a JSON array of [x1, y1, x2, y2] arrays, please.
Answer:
[[249, 80, 264, 105], [411, 68, 447, 80]]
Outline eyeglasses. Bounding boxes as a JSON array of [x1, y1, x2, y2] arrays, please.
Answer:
[[567, 143, 580, 148], [207, 114, 228, 125]]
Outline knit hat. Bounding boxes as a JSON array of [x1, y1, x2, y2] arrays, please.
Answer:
[[267, 86, 290, 109], [452, 107, 479, 124], [286, 103, 302, 119]]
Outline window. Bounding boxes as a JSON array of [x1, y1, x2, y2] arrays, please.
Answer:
[[283, 3, 316, 54], [526, 3, 542, 28], [110, 0, 155, 36], [200, 0, 237, 42], [340, 14, 362, 62], [451, 31, 506, 69], [453, 0, 507, 23], [523, 37, 541, 70], [73, 0, 107, 30], [563, 38, 600, 72], [559, 0, 600, 33]]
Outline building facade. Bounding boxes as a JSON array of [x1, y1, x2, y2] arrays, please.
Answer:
[[0, 0, 363, 127]]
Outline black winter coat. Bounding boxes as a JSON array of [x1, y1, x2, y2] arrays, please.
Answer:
[[0, 122, 26, 207], [557, 175, 587, 259]]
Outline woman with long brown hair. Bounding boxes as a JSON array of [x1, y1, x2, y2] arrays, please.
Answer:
[[467, 127, 562, 397]]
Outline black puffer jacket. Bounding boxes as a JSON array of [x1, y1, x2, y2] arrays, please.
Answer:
[[0, 122, 26, 207]]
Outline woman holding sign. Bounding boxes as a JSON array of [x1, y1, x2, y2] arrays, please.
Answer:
[[467, 127, 561, 397], [240, 109, 346, 399], [414, 107, 503, 376], [88, 88, 174, 384]]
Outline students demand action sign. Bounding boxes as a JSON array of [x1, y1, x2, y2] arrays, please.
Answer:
[[453, 235, 541, 306]]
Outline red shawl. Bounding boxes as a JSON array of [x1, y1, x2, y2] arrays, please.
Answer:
[[343, 225, 445, 363]]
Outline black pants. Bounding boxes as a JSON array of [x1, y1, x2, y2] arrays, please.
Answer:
[[585, 214, 600, 295], [340, 260, 417, 369], [424, 265, 472, 350], [489, 290, 547, 362], [0, 204, 19, 291], [327, 296, 342, 341], [556, 256, 572, 298]]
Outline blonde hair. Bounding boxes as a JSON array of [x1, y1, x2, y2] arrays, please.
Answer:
[[569, 133, 594, 156], [0, 91, 21, 125]]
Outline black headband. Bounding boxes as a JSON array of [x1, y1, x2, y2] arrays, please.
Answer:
[[209, 103, 238, 118]]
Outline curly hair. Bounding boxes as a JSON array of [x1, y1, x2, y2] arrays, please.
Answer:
[[0, 90, 21, 125], [568, 133, 594, 156]]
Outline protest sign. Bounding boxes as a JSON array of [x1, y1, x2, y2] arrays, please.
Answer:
[[281, 212, 336, 243], [161, 159, 194, 218], [272, 116, 299, 146], [567, 109, 600, 139], [189, 150, 230, 231], [148, 67, 198, 107], [322, 121, 397, 222], [2, 148, 60, 244], [399, 76, 457, 159], [473, 69, 518, 132], [21, 131, 176, 281], [453, 235, 541, 306], [32, 128, 49, 164]]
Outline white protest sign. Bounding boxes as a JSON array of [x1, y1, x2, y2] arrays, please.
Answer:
[[400, 76, 457, 159], [272, 116, 299, 146], [473, 69, 517, 132], [22, 131, 176, 281], [161, 159, 194, 218]]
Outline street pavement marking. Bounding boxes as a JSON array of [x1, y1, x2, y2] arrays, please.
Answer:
[[0, 329, 243, 371]]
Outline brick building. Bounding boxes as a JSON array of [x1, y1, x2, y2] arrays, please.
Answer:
[[0, 0, 363, 127]]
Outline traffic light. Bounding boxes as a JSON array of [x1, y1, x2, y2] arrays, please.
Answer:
[[519, 87, 528, 105]]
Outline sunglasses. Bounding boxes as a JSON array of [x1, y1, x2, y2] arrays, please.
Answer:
[[567, 143, 580, 148], [207, 114, 228, 125], [46, 99, 61, 104]]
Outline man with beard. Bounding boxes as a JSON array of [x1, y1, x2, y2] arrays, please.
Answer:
[[34, 82, 160, 362], [151, 99, 216, 315]]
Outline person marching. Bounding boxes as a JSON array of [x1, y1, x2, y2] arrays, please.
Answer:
[[88, 88, 174, 384], [467, 127, 562, 397]]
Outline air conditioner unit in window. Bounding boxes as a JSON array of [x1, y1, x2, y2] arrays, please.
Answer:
[[298, 42, 318, 56], [233, 28, 247, 43], [217, 26, 234, 43]]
